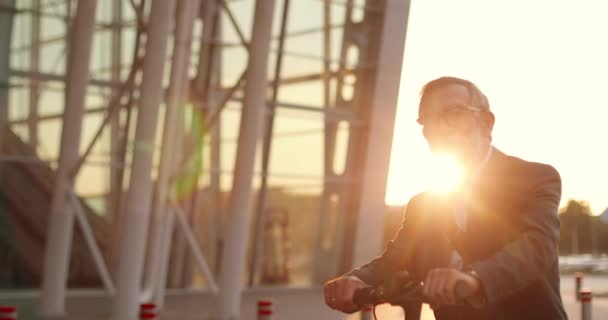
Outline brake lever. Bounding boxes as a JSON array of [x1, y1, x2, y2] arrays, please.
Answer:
[[389, 280, 472, 306]]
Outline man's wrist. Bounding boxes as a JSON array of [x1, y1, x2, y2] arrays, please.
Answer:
[[463, 268, 486, 307], [344, 274, 367, 284]]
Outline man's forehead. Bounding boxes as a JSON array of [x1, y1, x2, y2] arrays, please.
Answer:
[[422, 84, 471, 105], [419, 84, 472, 114]]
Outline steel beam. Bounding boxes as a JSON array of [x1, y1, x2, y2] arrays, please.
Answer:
[[200, 0, 223, 276], [109, 0, 123, 226], [28, 0, 40, 149]]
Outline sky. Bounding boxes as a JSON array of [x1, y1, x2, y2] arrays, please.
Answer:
[[385, 0, 608, 215]]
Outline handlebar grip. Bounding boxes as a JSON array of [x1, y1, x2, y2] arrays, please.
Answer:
[[454, 281, 472, 300]]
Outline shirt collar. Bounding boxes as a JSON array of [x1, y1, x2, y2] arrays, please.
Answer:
[[469, 145, 493, 184]]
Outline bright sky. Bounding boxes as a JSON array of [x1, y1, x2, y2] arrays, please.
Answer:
[[385, 0, 608, 215]]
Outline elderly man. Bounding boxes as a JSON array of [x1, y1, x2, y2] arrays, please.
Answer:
[[324, 77, 567, 319]]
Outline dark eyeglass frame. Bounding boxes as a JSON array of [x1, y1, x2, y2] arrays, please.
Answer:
[[417, 104, 485, 129]]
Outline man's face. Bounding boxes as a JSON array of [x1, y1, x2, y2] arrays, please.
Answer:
[[418, 84, 489, 166]]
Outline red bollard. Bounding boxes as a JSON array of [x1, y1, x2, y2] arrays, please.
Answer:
[[575, 272, 583, 301], [0, 306, 17, 320], [139, 303, 157, 320], [581, 290, 592, 320], [257, 299, 273, 320]]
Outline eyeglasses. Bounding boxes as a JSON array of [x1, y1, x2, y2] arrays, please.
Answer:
[[417, 104, 484, 131]]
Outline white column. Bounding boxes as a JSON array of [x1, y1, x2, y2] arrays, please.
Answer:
[[143, 0, 201, 307], [111, 0, 175, 319], [40, 0, 98, 317], [351, 0, 411, 268], [217, 0, 276, 318]]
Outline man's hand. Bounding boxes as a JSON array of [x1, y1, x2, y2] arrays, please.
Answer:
[[324, 275, 370, 313], [423, 268, 481, 305]]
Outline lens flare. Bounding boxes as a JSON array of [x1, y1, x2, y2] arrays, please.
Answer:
[[170, 104, 206, 202], [427, 154, 463, 193]]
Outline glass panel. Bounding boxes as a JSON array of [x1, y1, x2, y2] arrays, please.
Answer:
[[38, 81, 64, 116], [8, 86, 29, 122], [333, 120, 349, 175], [37, 118, 61, 161]]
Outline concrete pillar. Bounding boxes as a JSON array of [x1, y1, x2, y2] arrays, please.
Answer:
[[111, 0, 175, 319], [351, 0, 411, 268], [217, 0, 276, 318], [39, 0, 98, 317]]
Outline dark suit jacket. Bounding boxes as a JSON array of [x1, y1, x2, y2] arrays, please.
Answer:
[[347, 149, 568, 320]]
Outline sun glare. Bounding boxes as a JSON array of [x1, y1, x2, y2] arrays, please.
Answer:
[[427, 154, 464, 193]]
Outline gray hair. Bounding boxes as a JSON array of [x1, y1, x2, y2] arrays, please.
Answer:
[[420, 76, 490, 111]]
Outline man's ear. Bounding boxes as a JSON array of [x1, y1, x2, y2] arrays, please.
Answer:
[[482, 111, 495, 138]]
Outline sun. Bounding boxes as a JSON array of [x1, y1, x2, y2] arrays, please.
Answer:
[[427, 154, 464, 193], [385, 151, 465, 206]]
